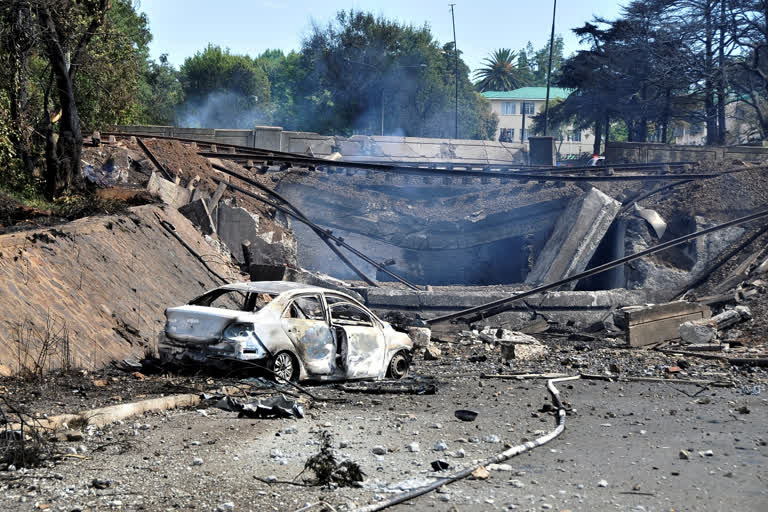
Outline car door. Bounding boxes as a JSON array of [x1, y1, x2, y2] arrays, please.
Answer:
[[327, 296, 386, 379], [280, 294, 335, 375]]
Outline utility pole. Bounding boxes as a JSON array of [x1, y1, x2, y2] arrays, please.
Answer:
[[543, 0, 557, 136], [450, 3, 458, 139]]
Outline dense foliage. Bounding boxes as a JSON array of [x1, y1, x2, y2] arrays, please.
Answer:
[[535, 0, 768, 148]]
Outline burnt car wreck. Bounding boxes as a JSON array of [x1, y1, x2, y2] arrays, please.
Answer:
[[158, 281, 413, 381]]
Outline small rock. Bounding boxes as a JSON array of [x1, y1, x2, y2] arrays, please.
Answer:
[[679, 449, 690, 460], [452, 449, 466, 458], [597, 479, 608, 487], [737, 405, 750, 414], [699, 449, 714, 457], [434, 440, 448, 451], [91, 478, 111, 489], [487, 463, 513, 472], [424, 344, 442, 360], [470, 466, 490, 480], [510, 479, 525, 488], [191, 457, 204, 466], [407, 442, 420, 453], [216, 502, 235, 512], [483, 435, 501, 444], [283, 426, 298, 434], [431, 460, 450, 471], [65, 431, 84, 442], [372, 445, 387, 455]]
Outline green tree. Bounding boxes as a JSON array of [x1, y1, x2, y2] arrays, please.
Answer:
[[473, 48, 521, 92], [0, 0, 155, 198], [178, 45, 270, 128], [136, 54, 183, 125], [531, 35, 565, 86], [257, 49, 305, 129], [295, 10, 496, 139]]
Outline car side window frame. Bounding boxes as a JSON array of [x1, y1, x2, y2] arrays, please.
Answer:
[[281, 293, 329, 323], [325, 294, 380, 328]]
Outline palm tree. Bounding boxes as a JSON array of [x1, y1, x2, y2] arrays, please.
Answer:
[[473, 48, 521, 92]]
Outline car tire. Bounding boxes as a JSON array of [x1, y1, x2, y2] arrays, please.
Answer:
[[387, 351, 409, 380], [269, 351, 298, 382]]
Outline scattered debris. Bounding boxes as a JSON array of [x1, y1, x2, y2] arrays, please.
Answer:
[[212, 395, 305, 419], [301, 431, 365, 488], [454, 409, 478, 422]]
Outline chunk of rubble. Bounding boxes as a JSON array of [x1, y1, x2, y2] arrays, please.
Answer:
[[498, 332, 549, 361], [406, 327, 431, 348], [424, 344, 442, 361], [679, 305, 751, 344]]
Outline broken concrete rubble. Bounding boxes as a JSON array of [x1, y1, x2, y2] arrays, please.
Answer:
[[526, 187, 621, 290], [178, 198, 216, 235], [146, 171, 191, 208], [679, 305, 752, 344], [216, 201, 297, 267], [620, 301, 711, 347]]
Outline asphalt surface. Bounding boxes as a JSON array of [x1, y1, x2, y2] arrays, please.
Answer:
[[1, 348, 765, 512]]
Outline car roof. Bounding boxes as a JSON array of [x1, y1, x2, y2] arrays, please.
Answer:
[[216, 281, 334, 295]]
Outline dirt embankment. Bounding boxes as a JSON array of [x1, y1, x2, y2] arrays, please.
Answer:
[[0, 204, 244, 376]]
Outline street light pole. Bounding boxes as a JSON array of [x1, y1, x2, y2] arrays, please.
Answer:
[[450, 3, 458, 139], [543, 0, 557, 137]]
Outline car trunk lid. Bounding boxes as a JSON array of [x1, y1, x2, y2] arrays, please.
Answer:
[[165, 305, 243, 344]]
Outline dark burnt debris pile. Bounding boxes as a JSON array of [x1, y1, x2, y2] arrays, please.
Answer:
[[0, 132, 767, 511]]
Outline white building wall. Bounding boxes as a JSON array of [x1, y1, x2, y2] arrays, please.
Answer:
[[489, 98, 596, 157]]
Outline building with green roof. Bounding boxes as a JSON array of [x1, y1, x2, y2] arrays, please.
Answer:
[[481, 87, 594, 156]]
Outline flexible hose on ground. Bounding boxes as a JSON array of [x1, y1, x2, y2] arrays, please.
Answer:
[[352, 375, 581, 512]]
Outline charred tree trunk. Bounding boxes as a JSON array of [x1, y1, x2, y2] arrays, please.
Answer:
[[661, 87, 672, 143], [716, 0, 727, 145], [35, 1, 109, 200], [592, 116, 603, 155], [705, 3, 718, 145], [5, 1, 35, 175]]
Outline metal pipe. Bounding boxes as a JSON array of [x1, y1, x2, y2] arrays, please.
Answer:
[[210, 167, 421, 289], [426, 208, 768, 325], [352, 375, 581, 512], [204, 153, 724, 182]]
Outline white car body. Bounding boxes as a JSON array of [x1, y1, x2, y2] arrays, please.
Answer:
[[158, 281, 413, 381]]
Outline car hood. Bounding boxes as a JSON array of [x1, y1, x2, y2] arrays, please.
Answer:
[[165, 305, 247, 344]]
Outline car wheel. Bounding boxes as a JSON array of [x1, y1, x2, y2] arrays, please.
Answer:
[[387, 351, 409, 380], [269, 351, 297, 382]]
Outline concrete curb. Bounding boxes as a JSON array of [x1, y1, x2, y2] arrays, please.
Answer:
[[14, 393, 201, 431]]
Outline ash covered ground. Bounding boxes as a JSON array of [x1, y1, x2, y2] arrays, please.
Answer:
[[1, 137, 767, 511]]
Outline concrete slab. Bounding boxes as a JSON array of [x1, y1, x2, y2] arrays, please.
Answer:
[[622, 301, 712, 347], [216, 203, 297, 266], [146, 172, 191, 209], [526, 187, 621, 290], [363, 287, 658, 329], [178, 199, 216, 235]]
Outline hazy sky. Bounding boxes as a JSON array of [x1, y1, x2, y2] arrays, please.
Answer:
[[138, 0, 627, 73]]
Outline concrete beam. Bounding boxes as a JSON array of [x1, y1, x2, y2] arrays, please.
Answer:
[[526, 187, 621, 290], [622, 301, 711, 347]]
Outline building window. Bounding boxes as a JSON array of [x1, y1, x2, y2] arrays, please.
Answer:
[[522, 102, 536, 115], [499, 128, 515, 142], [567, 130, 581, 142], [501, 102, 516, 115]]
